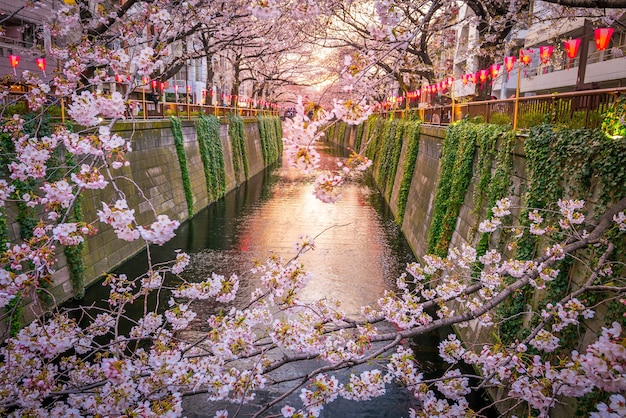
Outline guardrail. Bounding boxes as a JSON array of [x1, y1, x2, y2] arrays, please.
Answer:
[[126, 99, 279, 120], [378, 87, 626, 129]]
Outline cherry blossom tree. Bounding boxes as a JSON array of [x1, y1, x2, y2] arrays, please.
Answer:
[[0, 1, 624, 417]]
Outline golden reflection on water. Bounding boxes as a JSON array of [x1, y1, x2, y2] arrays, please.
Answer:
[[233, 149, 396, 318]]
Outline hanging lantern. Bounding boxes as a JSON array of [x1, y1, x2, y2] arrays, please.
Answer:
[[35, 57, 46, 73], [151, 80, 158, 90], [160, 82, 166, 90], [539, 46, 554, 64], [8, 54, 20, 75], [563, 38, 581, 69], [490, 64, 501, 79], [478, 69, 489, 83], [115, 74, 124, 83], [461, 74, 469, 85], [174, 85, 179, 93], [594, 27, 614, 51], [504, 56, 516, 73], [142, 76, 149, 85], [520, 49, 533, 66], [186, 85, 192, 93], [470, 73, 477, 84], [446, 76, 455, 87]]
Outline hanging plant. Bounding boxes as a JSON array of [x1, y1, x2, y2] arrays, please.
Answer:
[[170, 117, 194, 217], [601, 95, 626, 139]]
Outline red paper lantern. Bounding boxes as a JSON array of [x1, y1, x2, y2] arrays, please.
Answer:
[[160, 82, 165, 90], [563, 38, 581, 69], [186, 85, 191, 93], [490, 64, 501, 78], [504, 56, 516, 73], [478, 69, 488, 83], [8, 54, 20, 75], [469, 73, 477, 84], [461, 74, 469, 85], [115, 74, 124, 83], [446, 76, 454, 87], [35, 57, 46, 72], [539, 46, 554, 64], [594, 28, 614, 51], [519, 49, 533, 66], [563, 39, 581, 59], [151, 80, 157, 90]]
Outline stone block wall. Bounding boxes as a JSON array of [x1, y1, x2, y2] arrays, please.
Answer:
[[14, 117, 267, 309]]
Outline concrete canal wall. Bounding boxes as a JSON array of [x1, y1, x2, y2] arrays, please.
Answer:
[[2, 117, 281, 318]]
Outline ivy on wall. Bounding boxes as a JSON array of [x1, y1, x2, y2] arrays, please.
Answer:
[[471, 127, 515, 256], [396, 120, 421, 224], [228, 114, 249, 183], [376, 119, 399, 196], [170, 117, 194, 217], [258, 116, 282, 165], [196, 115, 226, 202], [427, 120, 480, 257]]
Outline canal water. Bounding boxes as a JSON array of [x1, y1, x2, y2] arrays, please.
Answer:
[[76, 141, 492, 417]]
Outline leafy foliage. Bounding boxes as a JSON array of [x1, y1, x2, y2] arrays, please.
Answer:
[[170, 117, 194, 217], [228, 114, 249, 183], [196, 115, 226, 202]]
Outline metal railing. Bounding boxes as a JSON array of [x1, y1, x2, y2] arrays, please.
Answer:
[[126, 99, 278, 120], [379, 87, 626, 129]]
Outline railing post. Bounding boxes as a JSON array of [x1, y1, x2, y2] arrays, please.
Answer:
[[513, 67, 521, 130]]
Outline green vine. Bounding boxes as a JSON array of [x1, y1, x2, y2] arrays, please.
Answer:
[[258, 116, 282, 165], [228, 114, 249, 183], [601, 94, 626, 139], [427, 120, 480, 256], [395, 120, 421, 224], [170, 117, 194, 218], [376, 119, 399, 196], [196, 115, 226, 201]]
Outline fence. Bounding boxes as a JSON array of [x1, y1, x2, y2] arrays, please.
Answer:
[[126, 99, 279, 120], [379, 87, 626, 129]]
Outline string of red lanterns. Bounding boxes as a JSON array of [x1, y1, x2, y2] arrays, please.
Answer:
[[397, 26, 614, 104]]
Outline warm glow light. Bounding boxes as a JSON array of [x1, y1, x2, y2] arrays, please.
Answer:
[[470, 73, 477, 84], [504, 56, 516, 73], [35, 57, 46, 72], [539, 46, 554, 64], [478, 69, 488, 83], [186, 86, 191, 93], [594, 28, 614, 51], [563, 39, 581, 59], [8, 54, 20, 69], [490, 64, 501, 78], [151, 80, 158, 90], [462, 74, 469, 85], [520, 49, 533, 66], [174, 85, 179, 92]]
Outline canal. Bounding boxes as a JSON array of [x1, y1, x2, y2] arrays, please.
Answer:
[[76, 141, 492, 417]]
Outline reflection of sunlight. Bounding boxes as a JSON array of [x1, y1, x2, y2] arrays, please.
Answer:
[[237, 150, 392, 318]]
